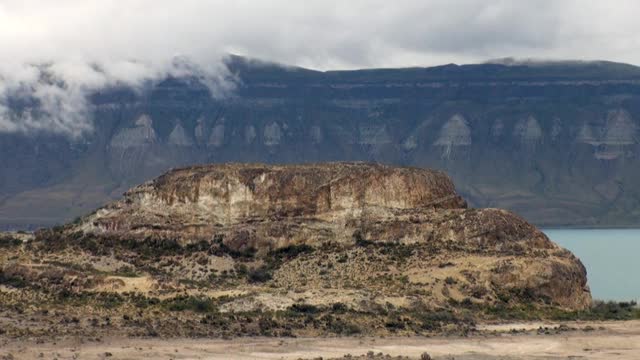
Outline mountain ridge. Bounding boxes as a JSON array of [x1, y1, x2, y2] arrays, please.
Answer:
[[2, 56, 640, 229]]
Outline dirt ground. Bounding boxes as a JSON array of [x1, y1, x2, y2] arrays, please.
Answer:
[[1, 320, 640, 360]]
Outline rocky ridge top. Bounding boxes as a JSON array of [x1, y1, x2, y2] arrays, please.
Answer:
[[69, 162, 590, 309]]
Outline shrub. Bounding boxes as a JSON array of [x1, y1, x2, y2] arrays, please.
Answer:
[[353, 230, 373, 247], [209, 235, 256, 259], [385, 317, 406, 330], [96, 292, 125, 309], [271, 244, 314, 260], [0, 270, 26, 288], [378, 243, 415, 261], [247, 266, 272, 283], [326, 318, 361, 335], [470, 285, 488, 298], [0, 236, 22, 248], [483, 301, 640, 321], [572, 300, 640, 320], [289, 303, 320, 314], [235, 264, 248, 276], [164, 296, 217, 313], [113, 266, 139, 277], [331, 302, 349, 314], [417, 309, 460, 330]]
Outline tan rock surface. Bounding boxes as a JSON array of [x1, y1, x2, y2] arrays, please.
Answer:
[[0, 163, 596, 341], [67, 162, 590, 309]]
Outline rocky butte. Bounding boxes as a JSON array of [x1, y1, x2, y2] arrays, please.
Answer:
[[73, 162, 590, 307], [0, 162, 591, 338]]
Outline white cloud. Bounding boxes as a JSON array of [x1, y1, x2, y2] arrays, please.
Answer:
[[1, 0, 639, 136], [0, 58, 234, 137]]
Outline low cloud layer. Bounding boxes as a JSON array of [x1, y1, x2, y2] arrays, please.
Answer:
[[0, 58, 233, 137], [1, 0, 639, 136]]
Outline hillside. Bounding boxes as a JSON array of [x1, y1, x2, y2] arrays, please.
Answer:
[[0, 163, 592, 338], [3, 57, 640, 228]]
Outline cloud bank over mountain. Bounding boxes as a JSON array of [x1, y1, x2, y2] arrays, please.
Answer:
[[1, 0, 639, 135], [0, 60, 146, 137], [0, 58, 234, 137]]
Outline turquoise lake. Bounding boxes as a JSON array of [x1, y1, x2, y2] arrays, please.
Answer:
[[543, 229, 640, 302]]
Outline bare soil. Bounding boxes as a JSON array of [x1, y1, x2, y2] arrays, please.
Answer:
[[1, 320, 639, 359]]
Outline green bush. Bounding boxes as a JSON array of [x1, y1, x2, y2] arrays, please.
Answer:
[[0, 270, 26, 288], [325, 316, 361, 335], [331, 302, 349, 314], [164, 296, 217, 313], [279, 303, 322, 319], [483, 301, 640, 321], [247, 266, 272, 283], [0, 236, 22, 248]]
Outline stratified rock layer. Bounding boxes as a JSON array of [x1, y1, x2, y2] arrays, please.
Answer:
[[73, 162, 591, 309], [6, 59, 640, 230]]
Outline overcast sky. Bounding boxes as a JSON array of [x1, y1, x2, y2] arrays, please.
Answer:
[[2, 0, 640, 70], [1, 0, 640, 136]]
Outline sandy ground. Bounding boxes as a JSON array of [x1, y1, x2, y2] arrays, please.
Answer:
[[1, 321, 640, 360]]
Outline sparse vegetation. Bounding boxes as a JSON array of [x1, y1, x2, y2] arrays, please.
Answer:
[[353, 230, 374, 247], [2, 229, 627, 340], [164, 296, 217, 313], [247, 266, 272, 283], [113, 265, 139, 277], [483, 301, 640, 321], [271, 244, 315, 259], [0, 270, 26, 288], [0, 176, 614, 341], [0, 236, 22, 248]]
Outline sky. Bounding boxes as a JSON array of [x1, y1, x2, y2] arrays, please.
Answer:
[[1, 0, 640, 136], [2, 0, 640, 70]]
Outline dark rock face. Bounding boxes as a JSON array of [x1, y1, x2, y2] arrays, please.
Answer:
[[70, 162, 591, 309], [3, 57, 640, 228]]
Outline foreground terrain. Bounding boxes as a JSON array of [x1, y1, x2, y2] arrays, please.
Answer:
[[0, 163, 600, 342], [2, 320, 640, 359], [0, 162, 638, 358]]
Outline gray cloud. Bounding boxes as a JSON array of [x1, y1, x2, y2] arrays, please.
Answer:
[[1, 0, 639, 136]]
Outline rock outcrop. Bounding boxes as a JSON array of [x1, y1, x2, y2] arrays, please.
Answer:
[[71, 162, 591, 309]]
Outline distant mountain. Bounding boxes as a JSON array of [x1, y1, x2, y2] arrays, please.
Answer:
[[2, 55, 640, 229]]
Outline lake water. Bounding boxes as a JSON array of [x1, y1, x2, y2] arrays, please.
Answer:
[[543, 229, 640, 302]]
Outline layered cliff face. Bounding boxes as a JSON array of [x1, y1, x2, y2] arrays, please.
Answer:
[[4, 57, 640, 230], [66, 163, 590, 310], [77, 163, 464, 246]]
